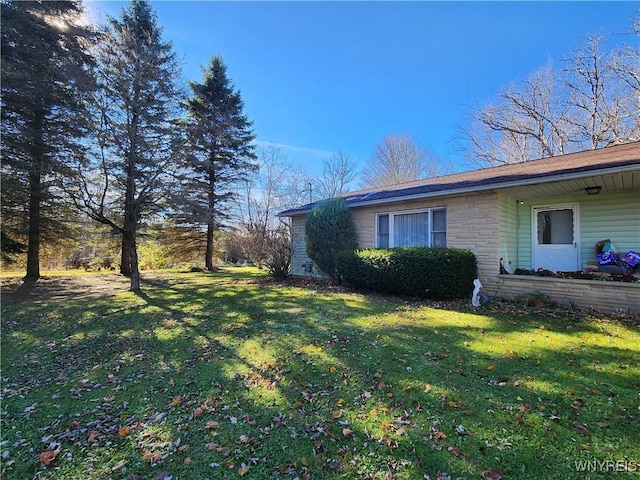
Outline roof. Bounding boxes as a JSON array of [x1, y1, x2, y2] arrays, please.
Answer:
[[279, 141, 640, 217]]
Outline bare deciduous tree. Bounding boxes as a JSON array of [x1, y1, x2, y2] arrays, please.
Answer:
[[314, 152, 359, 199], [459, 19, 639, 167], [460, 65, 569, 167], [238, 146, 310, 275], [360, 134, 439, 188]]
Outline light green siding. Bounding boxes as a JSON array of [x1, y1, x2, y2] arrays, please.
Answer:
[[579, 192, 640, 266], [498, 193, 518, 272], [514, 191, 640, 270]]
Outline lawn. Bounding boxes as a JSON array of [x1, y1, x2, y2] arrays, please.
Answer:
[[1, 268, 638, 479]]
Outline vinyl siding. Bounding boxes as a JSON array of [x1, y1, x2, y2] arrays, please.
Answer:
[[498, 193, 518, 273], [515, 190, 640, 270], [289, 216, 325, 278]]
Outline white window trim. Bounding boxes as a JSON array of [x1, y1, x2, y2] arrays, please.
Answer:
[[530, 202, 580, 270], [376, 207, 446, 248]]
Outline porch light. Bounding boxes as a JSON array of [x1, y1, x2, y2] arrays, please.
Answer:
[[584, 186, 602, 195]]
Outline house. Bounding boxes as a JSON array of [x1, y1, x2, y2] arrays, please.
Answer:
[[279, 142, 640, 313]]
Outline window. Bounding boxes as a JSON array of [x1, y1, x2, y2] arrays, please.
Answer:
[[377, 214, 389, 248], [376, 208, 446, 248]]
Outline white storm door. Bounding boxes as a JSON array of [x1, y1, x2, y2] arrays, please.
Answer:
[[532, 205, 578, 272]]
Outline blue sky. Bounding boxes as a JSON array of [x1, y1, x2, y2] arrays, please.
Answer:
[[88, 1, 638, 176]]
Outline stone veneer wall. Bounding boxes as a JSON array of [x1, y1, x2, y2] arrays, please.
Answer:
[[494, 275, 640, 313], [349, 191, 502, 293]]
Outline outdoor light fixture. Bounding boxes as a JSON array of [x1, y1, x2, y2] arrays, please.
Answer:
[[584, 186, 602, 195]]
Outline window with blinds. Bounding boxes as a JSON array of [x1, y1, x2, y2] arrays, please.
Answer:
[[376, 208, 446, 248]]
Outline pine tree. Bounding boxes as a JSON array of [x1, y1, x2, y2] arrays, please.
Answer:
[[76, 0, 183, 291], [177, 56, 257, 271], [1, 0, 96, 279]]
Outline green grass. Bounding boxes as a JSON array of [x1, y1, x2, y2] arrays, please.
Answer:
[[1, 268, 639, 479]]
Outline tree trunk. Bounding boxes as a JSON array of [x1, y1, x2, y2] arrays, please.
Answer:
[[120, 233, 132, 276], [205, 223, 215, 271], [26, 108, 44, 281], [129, 236, 140, 291], [25, 168, 41, 280], [121, 150, 135, 277]]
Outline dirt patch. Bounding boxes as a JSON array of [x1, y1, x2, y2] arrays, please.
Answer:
[[1, 274, 132, 305]]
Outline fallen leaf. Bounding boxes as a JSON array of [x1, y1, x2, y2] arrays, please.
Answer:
[[205, 421, 219, 429], [184, 457, 192, 464], [40, 449, 59, 465], [238, 464, 250, 476], [193, 407, 204, 417], [342, 428, 353, 437], [112, 459, 127, 471], [482, 468, 504, 480], [369, 409, 378, 418], [118, 426, 130, 437], [329, 367, 337, 373], [88, 430, 99, 443], [171, 396, 182, 407], [486, 364, 495, 371], [572, 421, 591, 436], [331, 410, 342, 419], [433, 431, 447, 440], [448, 446, 463, 457]]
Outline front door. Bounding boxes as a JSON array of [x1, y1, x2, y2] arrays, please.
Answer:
[[533, 205, 579, 272]]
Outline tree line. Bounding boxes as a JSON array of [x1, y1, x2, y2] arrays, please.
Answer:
[[2, 0, 260, 291]]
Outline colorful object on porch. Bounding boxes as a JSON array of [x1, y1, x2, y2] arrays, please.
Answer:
[[621, 251, 640, 268], [472, 278, 483, 308], [596, 251, 618, 265]]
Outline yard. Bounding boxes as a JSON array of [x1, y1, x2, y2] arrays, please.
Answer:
[[1, 268, 638, 479]]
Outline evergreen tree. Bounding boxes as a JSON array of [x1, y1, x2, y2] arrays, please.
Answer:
[[76, 0, 183, 291], [177, 56, 257, 271], [1, 0, 96, 279]]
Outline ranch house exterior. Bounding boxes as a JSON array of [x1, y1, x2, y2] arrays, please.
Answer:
[[279, 142, 640, 313]]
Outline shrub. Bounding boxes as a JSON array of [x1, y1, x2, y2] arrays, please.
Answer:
[[337, 247, 478, 300], [305, 198, 358, 282]]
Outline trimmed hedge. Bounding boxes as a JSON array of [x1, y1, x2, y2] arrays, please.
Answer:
[[337, 247, 478, 300]]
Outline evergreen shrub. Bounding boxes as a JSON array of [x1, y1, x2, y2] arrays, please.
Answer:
[[337, 247, 478, 300], [305, 198, 358, 282]]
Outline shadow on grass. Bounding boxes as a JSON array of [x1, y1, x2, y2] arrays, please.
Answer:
[[1, 269, 638, 479]]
